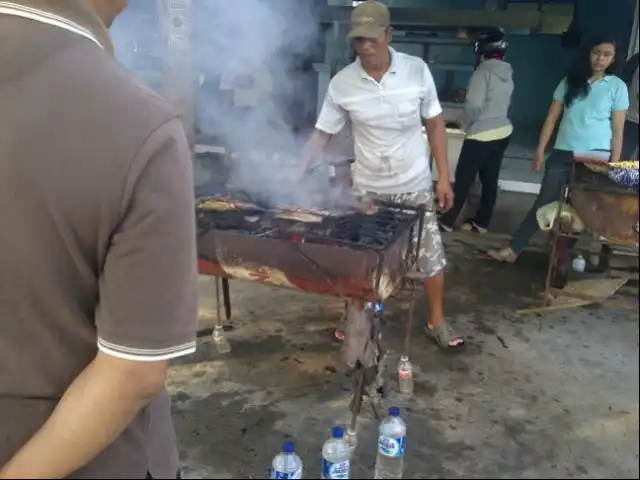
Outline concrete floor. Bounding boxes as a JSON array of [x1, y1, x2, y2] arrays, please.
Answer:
[[169, 192, 639, 479]]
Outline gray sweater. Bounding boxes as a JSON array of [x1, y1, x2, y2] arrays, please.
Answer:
[[459, 59, 514, 136]]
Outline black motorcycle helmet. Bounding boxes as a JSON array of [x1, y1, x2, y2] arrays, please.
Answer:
[[474, 28, 508, 58]]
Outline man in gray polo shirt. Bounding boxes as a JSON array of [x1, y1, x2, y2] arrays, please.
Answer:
[[0, 0, 197, 478], [296, 0, 464, 350]]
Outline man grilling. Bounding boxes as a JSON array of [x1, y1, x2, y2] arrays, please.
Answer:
[[295, 0, 464, 350]]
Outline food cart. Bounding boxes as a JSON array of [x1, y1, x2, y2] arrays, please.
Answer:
[[543, 157, 639, 308]]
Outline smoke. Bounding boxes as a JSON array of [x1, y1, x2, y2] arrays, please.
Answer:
[[110, 0, 325, 207], [193, 0, 319, 157], [112, 0, 323, 205]]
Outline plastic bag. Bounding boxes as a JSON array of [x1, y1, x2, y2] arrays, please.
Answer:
[[536, 202, 585, 233]]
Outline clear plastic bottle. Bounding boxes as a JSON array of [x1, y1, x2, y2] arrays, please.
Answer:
[[374, 406, 407, 480], [322, 426, 351, 479], [572, 254, 586, 272], [213, 325, 231, 354], [397, 356, 413, 396], [271, 441, 303, 479]]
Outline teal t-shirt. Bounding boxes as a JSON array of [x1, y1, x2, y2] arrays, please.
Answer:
[[553, 75, 629, 152]]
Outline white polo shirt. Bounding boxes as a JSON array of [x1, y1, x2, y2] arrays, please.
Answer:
[[316, 48, 442, 194]]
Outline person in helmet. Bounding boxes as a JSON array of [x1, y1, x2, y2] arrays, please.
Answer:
[[439, 28, 514, 234]]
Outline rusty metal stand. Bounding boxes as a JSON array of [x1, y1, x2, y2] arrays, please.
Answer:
[[543, 162, 639, 309], [212, 277, 232, 354]]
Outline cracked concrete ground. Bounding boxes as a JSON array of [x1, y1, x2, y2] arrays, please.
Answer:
[[169, 192, 639, 479]]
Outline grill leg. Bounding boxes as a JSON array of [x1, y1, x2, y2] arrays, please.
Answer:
[[222, 278, 232, 321], [213, 277, 232, 354]]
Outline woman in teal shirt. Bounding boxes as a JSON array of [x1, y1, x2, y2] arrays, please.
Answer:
[[489, 35, 629, 262]]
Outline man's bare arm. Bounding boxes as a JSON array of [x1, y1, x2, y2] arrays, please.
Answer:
[[423, 114, 450, 183], [296, 128, 334, 174], [0, 352, 167, 479]]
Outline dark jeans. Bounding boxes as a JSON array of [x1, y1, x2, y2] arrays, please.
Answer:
[[440, 135, 511, 229], [507, 149, 613, 254], [622, 119, 639, 159]]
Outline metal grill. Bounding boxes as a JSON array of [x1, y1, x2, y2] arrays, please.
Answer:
[[196, 202, 420, 251]]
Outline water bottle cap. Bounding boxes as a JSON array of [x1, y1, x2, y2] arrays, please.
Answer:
[[282, 441, 295, 453], [331, 426, 344, 438], [389, 406, 400, 417]]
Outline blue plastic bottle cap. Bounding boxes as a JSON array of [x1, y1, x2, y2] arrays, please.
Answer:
[[389, 406, 400, 417], [332, 426, 344, 438], [283, 441, 295, 453]]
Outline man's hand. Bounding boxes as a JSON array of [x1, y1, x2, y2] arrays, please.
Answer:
[[436, 178, 454, 212]]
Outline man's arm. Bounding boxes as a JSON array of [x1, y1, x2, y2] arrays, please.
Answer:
[[0, 354, 168, 479], [298, 128, 334, 174], [296, 83, 346, 175], [0, 118, 198, 479], [423, 114, 450, 184], [419, 61, 450, 184]]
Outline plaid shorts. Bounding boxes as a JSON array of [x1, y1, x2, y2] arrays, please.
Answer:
[[367, 189, 446, 277]]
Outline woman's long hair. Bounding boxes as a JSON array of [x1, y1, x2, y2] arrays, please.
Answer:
[[564, 34, 622, 108]]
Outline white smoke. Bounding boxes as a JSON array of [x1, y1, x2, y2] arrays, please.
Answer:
[[112, 0, 323, 204]]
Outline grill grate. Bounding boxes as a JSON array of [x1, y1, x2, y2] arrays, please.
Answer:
[[196, 202, 420, 251]]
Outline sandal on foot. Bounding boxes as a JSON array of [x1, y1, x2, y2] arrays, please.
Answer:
[[460, 221, 488, 234], [487, 247, 517, 263], [334, 329, 345, 341], [438, 221, 453, 233], [424, 323, 465, 350]]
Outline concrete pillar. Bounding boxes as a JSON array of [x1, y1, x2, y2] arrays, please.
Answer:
[[158, 0, 196, 148]]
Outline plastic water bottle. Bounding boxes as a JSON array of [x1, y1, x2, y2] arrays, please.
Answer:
[[322, 426, 351, 479], [213, 325, 231, 354], [572, 254, 586, 272], [374, 406, 407, 479], [397, 356, 413, 396], [271, 441, 303, 479]]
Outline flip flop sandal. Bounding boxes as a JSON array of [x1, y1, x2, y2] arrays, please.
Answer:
[[438, 221, 453, 233], [487, 247, 517, 263], [460, 222, 488, 234], [424, 323, 466, 350]]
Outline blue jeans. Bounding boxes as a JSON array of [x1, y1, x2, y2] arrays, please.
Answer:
[[508, 150, 575, 254]]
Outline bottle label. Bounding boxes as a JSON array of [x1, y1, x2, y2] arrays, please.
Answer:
[[271, 468, 302, 479], [378, 435, 405, 457], [322, 459, 350, 479], [399, 370, 410, 379]]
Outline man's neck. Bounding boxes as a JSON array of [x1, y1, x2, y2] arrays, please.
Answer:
[[361, 51, 391, 82]]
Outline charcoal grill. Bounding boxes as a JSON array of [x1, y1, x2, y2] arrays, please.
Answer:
[[197, 200, 422, 301], [195, 187, 426, 444]]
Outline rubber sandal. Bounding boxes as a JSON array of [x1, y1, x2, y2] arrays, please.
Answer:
[[460, 221, 488, 234], [423, 323, 465, 350], [438, 221, 453, 233], [487, 247, 517, 263]]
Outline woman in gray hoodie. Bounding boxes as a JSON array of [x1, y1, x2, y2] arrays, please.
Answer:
[[439, 29, 514, 233]]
